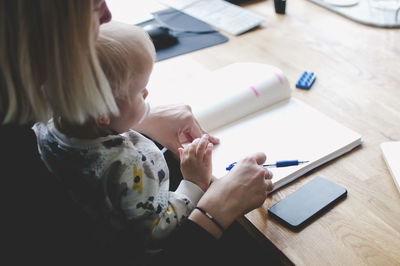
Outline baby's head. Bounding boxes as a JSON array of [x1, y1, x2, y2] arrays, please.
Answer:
[[96, 22, 156, 133]]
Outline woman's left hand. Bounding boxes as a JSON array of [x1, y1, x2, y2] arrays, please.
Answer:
[[133, 104, 220, 155]]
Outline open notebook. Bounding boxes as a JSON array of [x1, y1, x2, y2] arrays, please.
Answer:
[[149, 62, 362, 192], [187, 63, 362, 191]]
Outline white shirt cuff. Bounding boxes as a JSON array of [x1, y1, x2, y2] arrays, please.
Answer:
[[175, 180, 204, 205]]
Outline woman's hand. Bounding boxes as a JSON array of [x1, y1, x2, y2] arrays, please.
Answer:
[[133, 104, 220, 155], [190, 152, 274, 238], [178, 134, 213, 192]]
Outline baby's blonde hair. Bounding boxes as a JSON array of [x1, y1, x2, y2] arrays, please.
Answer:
[[0, 0, 118, 125], [96, 22, 156, 100]]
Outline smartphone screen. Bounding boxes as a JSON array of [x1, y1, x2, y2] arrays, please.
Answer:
[[268, 176, 347, 231]]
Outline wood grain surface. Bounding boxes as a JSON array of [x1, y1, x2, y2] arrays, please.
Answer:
[[115, 0, 400, 264]]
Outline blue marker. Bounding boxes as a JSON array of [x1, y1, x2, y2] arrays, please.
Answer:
[[226, 160, 309, 171]]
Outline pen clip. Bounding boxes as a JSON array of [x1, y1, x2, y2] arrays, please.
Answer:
[[226, 162, 237, 171]]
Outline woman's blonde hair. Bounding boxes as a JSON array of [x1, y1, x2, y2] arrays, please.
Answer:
[[0, 0, 118, 125], [96, 22, 156, 100]]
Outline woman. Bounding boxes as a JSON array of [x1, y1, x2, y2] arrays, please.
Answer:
[[0, 1, 273, 265]]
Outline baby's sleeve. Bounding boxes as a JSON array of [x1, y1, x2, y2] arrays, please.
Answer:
[[150, 180, 204, 239], [111, 154, 204, 241]]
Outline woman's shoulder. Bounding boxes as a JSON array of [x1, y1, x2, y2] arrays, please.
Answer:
[[1, 122, 35, 138], [1, 122, 38, 157]]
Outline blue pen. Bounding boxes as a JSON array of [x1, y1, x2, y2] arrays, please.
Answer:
[[225, 160, 309, 171]]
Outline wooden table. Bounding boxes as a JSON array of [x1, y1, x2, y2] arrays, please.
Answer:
[[110, 0, 400, 265]]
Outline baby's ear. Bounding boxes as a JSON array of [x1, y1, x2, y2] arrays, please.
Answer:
[[98, 115, 110, 125]]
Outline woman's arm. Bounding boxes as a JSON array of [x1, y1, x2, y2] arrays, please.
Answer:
[[133, 104, 220, 155], [189, 152, 274, 238], [160, 152, 274, 266]]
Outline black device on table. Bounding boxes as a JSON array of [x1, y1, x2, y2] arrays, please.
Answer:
[[268, 176, 347, 231], [143, 23, 178, 51], [138, 8, 228, 61]]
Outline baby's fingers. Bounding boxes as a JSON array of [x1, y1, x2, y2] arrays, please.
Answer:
[[196, 134, 210, 156], [185, 137, 199, 155], [204, 142, 213, 165]]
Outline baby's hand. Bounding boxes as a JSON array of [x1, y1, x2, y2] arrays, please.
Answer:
[[178, 134, 213, 192]]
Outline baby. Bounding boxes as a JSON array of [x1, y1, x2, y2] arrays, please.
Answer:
[[33, 22, 213, 243]]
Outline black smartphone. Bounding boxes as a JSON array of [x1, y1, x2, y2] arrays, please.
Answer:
[[268, 176, 347, 231]]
